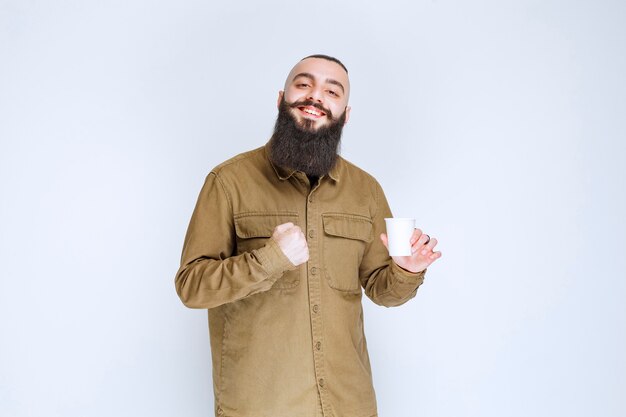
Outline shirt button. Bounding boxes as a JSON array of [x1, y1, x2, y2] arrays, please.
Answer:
[[316, 341, 322, 351], [310, 267, 318, 275], [308, 195, 314, 203], [308, 229, 315, 238], [312, 304, 319, 313], [319, 378, 325, 387]]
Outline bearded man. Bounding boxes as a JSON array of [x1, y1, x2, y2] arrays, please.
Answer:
[[175, 54, 442, 417]]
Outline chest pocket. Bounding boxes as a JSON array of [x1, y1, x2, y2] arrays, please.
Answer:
[[234, 212, 300, 289], [322, 213, 373, 293]]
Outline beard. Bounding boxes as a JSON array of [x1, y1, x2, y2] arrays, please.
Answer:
[[268, 97, 346, 177]]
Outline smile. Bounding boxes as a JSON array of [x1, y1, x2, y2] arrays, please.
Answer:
[[298, 106, 326, 118]]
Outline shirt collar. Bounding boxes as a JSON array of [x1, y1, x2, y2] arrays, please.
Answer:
[[264, 143, 341, 183]]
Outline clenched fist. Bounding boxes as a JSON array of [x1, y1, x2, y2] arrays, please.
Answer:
[[272, 222, 309, 266]]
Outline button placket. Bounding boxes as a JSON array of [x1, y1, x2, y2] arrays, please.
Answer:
[[306, 187, 331, 416]]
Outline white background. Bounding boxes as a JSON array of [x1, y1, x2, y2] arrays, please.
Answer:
[[1, 1, 625, 416]]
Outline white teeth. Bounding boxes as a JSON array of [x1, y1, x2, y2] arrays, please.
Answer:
[[303, 108, 321, 116]]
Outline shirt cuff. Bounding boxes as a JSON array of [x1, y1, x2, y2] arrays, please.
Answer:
[[390, 261, 426, 284], [252, 238, 297, 278]]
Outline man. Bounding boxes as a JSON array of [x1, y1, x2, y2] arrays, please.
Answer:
[[175, 54, 441, 417]]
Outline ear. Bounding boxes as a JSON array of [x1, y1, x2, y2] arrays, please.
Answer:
[[277, 91, 284, 109], [344, 106, 351, 124]]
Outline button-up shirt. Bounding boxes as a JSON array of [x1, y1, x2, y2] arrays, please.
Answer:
[[175, 145, 426, 417]]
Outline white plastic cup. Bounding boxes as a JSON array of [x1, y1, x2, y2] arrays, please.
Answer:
[[384, 218, 416, 256]]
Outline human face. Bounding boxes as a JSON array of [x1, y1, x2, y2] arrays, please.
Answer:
[[278, 58, 351, 131], [268, 97, 346, 176]]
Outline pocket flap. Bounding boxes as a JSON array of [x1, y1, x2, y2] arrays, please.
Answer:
[[322, 213, 373, 242], [234, 212, 299, 238]]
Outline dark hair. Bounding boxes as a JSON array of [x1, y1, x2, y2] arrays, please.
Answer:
[[301, 54, 348, 74]]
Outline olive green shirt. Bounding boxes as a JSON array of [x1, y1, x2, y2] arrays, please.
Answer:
[[175, 145, 425, 417]]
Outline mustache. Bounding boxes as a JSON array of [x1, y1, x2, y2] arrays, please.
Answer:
[[288, 100, 334, 119]]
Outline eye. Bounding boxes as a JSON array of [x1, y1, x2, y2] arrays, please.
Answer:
[[327, 90, 339, 97], [296, 83, 310, 88]]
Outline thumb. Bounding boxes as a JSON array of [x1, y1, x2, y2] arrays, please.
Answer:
[[274, 222, 294, 234], [379, 233, 388, 249]]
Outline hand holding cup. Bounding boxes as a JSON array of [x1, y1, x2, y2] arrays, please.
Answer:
[[381, 218, 441, 273]]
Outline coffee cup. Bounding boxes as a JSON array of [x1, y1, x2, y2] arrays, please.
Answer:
[[384, 218, 415, 256]]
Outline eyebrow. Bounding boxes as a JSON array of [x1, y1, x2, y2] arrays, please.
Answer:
[[293, 72, 345, 94]]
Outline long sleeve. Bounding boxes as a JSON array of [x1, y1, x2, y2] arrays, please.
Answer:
[[175, 172, 295, 309], [359, 181, 426, 307]]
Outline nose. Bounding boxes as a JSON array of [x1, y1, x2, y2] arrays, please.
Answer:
[[307, 87, 324, 103]]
